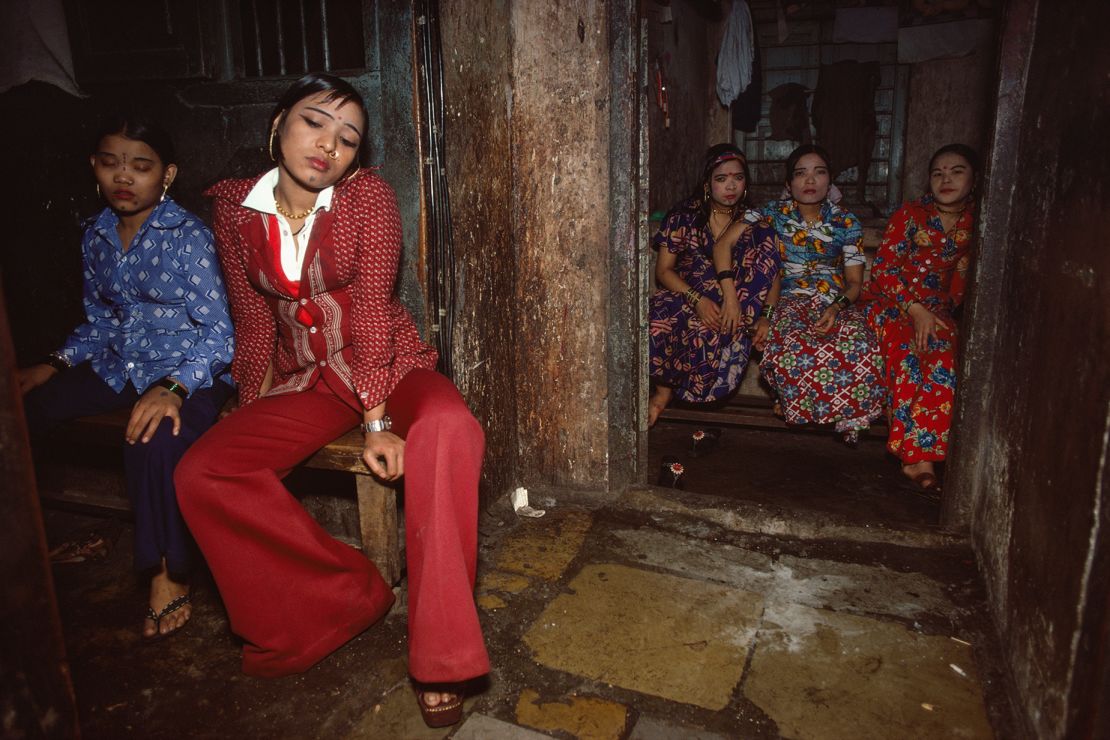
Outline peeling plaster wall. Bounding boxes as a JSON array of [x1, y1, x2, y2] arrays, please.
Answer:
[[511, 2, 612, 489], [948, 0, 1110, 734], [439, 0, 519, 505]]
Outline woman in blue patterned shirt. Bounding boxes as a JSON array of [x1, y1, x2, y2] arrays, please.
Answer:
[[756, 144, 884, 444], [18, 117, 235, 641]]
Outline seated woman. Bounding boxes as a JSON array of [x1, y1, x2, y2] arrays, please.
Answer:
[[755, 144, 885, 443], [860, 143, 978, 490], [173, 73, 487, 728], [647, 143, 779, 426], [18, 116, 234, 640]]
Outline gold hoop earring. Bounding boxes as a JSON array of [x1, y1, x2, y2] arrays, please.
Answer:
[[268, 128, 278, 161], [160, 183, 169, 203], [703, 183, 710, 203], [96, 183, 101, 199]]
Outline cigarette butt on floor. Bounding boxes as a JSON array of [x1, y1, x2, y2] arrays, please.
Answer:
[[949, 663, 967, 677], [921, 703, 936, 711], [950, 636, 971, 646]]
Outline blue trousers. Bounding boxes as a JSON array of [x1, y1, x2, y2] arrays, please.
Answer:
[[24, 363, 232, 575]]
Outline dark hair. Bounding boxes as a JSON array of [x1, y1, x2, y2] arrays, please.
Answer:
[[269, 73, 370, 173], [92, 116, 176, 165], [784, 144, 832, 184], [694, 142, 752, 215], [928, 143, 980, 177]]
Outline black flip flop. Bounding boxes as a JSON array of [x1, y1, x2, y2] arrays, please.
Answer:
[[144, 592, 192, 643]]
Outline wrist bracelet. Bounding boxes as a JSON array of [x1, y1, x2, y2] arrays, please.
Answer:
[[684, 287, 702, 308], [716, 269, 735, 283], [760, 303, 776, 320], [833, 294, 851, 309], [158, 378, 189, 399], [362, 415, 392, 434], [43, 352, 72, 373]]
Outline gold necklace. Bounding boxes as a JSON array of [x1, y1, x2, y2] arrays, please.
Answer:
[[275, 199, 314, 220], [709, 211, 736, 241]]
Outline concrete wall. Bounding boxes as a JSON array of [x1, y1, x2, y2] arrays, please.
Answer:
[[947, 0, 1110, 735]]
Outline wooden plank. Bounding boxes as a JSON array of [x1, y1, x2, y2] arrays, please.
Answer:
[[660, 396, 888, 437]]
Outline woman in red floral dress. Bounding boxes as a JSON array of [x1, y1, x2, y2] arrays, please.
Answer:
[[861, 143, 978, 491]]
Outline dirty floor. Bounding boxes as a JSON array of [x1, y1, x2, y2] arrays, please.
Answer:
[[40, 426, 1015, 739]]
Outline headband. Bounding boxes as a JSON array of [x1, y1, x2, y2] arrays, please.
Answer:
[[704, 151, 746, 180]]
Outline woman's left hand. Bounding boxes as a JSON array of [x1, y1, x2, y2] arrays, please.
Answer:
[[362, 432, 405, 481], [813, 303, 841, 334], [126, 385, 183, 444]]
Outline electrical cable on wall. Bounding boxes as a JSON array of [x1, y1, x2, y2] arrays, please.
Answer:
[[414, 0, 456, 379]]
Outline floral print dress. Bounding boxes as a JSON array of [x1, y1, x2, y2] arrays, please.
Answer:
[[648, 199, 779, 403], [861, 194, 973, 463], [758, 199, 885, 432]]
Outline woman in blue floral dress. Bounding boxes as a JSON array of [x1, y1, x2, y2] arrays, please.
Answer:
[[647, 144, 779, 426], [755, 144, 884, 443]]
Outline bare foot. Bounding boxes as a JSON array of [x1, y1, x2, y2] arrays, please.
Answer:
[[902, 461, 938, 489], [420, 691, 458, 707], [648, 386, 673, 427], [143, 558, 191, 639], [414, 682, 465, 727]]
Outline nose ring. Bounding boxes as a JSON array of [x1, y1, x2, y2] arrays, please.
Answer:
[[325, 149, 338, 160]]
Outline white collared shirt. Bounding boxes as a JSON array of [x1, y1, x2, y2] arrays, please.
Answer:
[[241, 168, 334, 281]]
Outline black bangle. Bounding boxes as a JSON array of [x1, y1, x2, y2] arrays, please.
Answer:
[[833, 294, 851, 309], [43, 353, 71, 373], [716, 269, 735, 282], [158, 378, 189, 400]]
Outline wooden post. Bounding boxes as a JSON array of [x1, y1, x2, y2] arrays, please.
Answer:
[[355, 475, 401, 585], [0, 284, 79, 737]]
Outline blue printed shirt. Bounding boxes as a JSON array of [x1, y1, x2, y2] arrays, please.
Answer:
[[59, 198, 234, 394]]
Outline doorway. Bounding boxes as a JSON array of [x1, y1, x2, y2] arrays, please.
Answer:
[[638, 0, 999, 532]]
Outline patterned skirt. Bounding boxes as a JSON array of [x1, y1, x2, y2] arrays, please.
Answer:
[[649, 288, 754, 404], [760, 294, 884, 432]]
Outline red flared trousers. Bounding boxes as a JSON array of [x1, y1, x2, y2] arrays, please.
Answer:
[[175, 368, 490, 680]]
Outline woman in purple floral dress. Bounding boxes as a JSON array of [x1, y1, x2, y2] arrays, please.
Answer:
[[648, 144, 779, 426]]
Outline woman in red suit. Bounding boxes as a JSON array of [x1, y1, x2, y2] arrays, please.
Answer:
[[175, 74, 487, 727]]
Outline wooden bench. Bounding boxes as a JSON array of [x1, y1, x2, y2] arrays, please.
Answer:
[[660, 393, 889, 437], [40, 409, 402, 584]]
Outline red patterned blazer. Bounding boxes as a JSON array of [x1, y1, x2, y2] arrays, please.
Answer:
[[206, 169, 437, 410]]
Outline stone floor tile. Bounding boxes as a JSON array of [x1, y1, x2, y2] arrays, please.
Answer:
[[454, 713, 553, 739], [495, 510, 593, 581], [610, 528, 953, 621], [514, 688, 629, 739], [478, 593, 508, 610], [524, 563, 763, 710], [345, 683, 450, 740], [744, 603, 993, 740], [478, 571, 533, 594], [628, 715, 732, 740]]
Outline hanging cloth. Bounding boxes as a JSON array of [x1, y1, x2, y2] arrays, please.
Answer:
[[716, 0, 754, 107]]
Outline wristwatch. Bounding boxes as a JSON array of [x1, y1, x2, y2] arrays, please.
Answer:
[[362, 416, 392, 434]]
